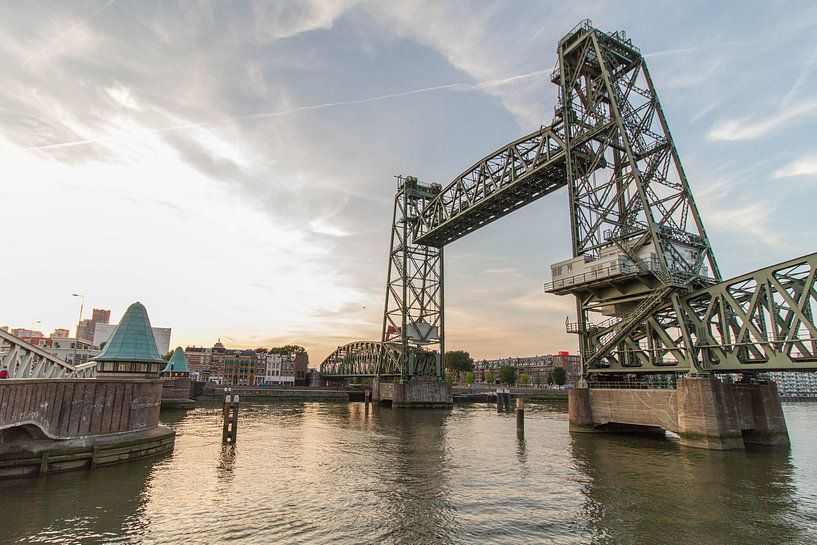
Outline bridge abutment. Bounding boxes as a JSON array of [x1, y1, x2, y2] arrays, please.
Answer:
[[372, 377, 452, 408], [568, 378, 789, 450]]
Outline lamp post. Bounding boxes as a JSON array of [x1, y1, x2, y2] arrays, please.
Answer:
[[72, 293, 84, 366]]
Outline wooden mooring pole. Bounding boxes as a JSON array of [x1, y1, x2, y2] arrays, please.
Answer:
[[496, 388, 511, 411], [222, 388, 239, 444], [516, 397, 525, 433]]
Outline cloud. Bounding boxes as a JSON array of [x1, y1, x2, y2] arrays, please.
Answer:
[[22, 0, 117, 66], [707, 96, 817, 141], [20, 69, 552, 153], [772, 156, 817, 179]]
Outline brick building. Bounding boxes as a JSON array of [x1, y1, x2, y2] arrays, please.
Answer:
[[473, 352, 581, 386]]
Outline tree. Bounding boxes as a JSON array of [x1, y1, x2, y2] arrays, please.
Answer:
[[269, 345, 306, 355], [161, 351, 172, 361], [484, 370, 495, 384], [519, 373, 530, 386], [464, 371, 474, 387], [444, 369, 455, 385], [551, 366, 567, 386], [445, 350, 474, 373], [499, 364, 516, 386]]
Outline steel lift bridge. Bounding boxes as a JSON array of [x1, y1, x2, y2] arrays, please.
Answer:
[[321, 20, 817, 384]]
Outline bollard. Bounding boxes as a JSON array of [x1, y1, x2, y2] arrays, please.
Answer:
[[516, 397, 525, 433], [222, 390, 240, 444]]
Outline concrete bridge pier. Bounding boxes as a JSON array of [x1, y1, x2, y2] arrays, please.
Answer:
[[372, 377, 453, 408], [569, 377, 789, 450]]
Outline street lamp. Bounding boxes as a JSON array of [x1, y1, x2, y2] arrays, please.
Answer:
[[72, 293, 84, 365]]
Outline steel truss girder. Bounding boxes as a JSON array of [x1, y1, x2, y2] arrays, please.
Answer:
[[414, 126, 568, 247], [318, 341, 438, 378], [584, 252, 817, 375], [0, 329, 97, 379], [557, 22, 719, 279], [381, 176, 444, 380]]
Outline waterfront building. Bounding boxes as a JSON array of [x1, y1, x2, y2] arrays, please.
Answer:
[[255, 352, 310, 385], [11, 328, 45, 341], [94, 322, 171, 356], [473, 352, 581, 386], [184, 340, 227, 382], [223, 349, 258, 386], [769, 371, 817, 399], [92, 302, 167, 378], [76, 308, 111, 342], [50, 328, 70, 338], [47, 337, 99, 366]]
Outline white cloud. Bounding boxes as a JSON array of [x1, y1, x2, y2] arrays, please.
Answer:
[[772, 156, 817, 179], [707, 96, 817, 141]]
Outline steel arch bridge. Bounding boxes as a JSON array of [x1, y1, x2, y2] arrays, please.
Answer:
[[321, 20, 817, 382], [0, 329, 96, 379]]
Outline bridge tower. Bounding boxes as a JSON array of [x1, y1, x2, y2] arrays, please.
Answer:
[[382, 175, 444, 380], [547, 21, 721, 381]]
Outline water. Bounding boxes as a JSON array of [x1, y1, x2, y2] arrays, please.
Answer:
[[2, 402, 816, 544]]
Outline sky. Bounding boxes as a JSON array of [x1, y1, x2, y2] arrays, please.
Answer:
[[2, 1, 817, 365]]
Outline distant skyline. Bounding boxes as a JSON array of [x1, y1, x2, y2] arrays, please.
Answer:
[[3, 1, 817, 363]]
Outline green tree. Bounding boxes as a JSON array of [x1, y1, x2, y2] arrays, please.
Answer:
[[484, 370, 495, 384], [499, 364, 516, 386], [444, 369, 455, 385], [551, 366, 567, 386], [464, 371, 474, 387], [161, 351, 172, 361], [519, 373, 530, 386], [445, 350, 474, 372]]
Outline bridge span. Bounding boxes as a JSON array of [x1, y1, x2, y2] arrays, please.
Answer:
[[319, 20, 817, 447]]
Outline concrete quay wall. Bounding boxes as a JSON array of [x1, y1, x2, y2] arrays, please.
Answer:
[[0, 378, 163, 441]]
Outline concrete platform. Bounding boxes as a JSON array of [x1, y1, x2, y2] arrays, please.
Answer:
[[569, 377, 789, 450], [373, 378, 453, 408], [0, 426, 175, 479]]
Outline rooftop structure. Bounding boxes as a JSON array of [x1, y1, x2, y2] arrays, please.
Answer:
[[162, 347, 191, 376], [93, 302, 166, 377]]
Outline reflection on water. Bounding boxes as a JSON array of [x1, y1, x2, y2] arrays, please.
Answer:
[[571, 432, 806, 545], [0, 401, 816, 544]]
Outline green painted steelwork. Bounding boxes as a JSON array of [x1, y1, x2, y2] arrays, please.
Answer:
[[320, 20, 817, 380]]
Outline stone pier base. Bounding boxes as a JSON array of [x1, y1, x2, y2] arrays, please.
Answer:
[[161, 376, 195, 409], [568, 378, 789, 450], [372, 377, 453, 408]]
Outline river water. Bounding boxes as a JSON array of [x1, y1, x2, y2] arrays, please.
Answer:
[[2, 401, 816, 544]]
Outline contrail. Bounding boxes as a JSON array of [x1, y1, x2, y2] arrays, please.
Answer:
[[22, 69, 551, 152], [23, 0, 117, 67]]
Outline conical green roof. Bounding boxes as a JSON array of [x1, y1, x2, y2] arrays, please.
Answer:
[[162, 346, 190, 373], [95, 302, 165, 363]]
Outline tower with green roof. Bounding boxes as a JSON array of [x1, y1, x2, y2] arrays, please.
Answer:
[[93, 302, 167, 377], [161, 347, 191, 376]]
